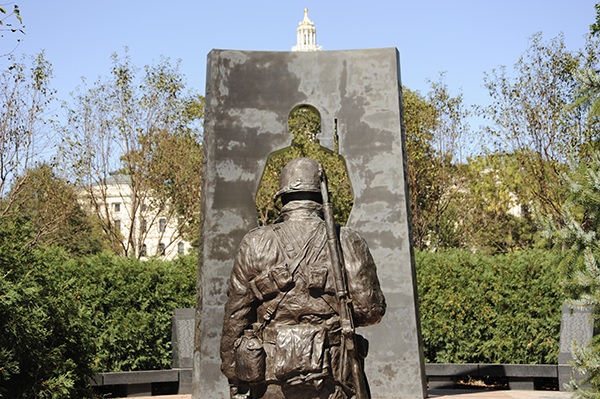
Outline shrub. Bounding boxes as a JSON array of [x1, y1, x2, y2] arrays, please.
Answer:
[[0, 217, 96, 399], [0, 213, 197, 397], [61, 252, 197, 371], [416, 248, 566, 364]]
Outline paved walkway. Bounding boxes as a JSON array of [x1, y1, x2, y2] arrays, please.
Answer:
[[127, 390, 573, 399], [428, 389, 573, 398]]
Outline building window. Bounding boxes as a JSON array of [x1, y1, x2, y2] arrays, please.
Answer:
[[113, 202, 121, 212], [140, 244, 147, 257], [141, 203, 147, 212], [158, 242, 166, 256], [141, 218, 147, 233], [114, 220, 121, 232], [159, 218, 166, 232], [178, 242, 185, 255]]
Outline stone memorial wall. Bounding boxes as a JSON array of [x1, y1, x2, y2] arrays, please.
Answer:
[[194, 48, 426, 399]]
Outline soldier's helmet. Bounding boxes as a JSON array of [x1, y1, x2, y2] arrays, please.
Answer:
[[275, 157, 322, 200]]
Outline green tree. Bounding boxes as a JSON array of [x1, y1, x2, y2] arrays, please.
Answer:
[[546, 18, 600, 396], [61, 51, 203, 258], [459, 152, 538, 253], [572, 33, 600, 130], [0, 216, 96, 398], [8, 163, 108, 256], [543, 151, 600, 397], [136, 94, 204, 246], [481, 33, 592, 223], [403, 87, 440, 249], [403, 79, 470, 250], [0, 52, 54, 216]]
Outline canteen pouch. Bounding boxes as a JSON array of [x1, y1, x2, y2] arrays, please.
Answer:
[[265, 324, 326, 382], [234, 329, 266, 383]]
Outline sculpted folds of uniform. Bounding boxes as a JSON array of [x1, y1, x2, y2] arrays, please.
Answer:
[[220, 158, 386, 399]]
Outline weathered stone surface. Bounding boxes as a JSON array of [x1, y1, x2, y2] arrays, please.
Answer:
[[558, 301, 594, 390], [172, 308, 195, 369], [194, 48, 426, 399], [101, 369, 179, 385]]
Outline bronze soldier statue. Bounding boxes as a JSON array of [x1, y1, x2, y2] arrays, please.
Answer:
[[220, 157, 386, 399]]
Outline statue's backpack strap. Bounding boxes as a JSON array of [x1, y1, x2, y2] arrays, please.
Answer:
[[270, 223, 299, 260], [269, 222, 327, 271]]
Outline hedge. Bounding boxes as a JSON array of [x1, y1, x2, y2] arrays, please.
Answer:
[[1, 218, 569, 398], [59, 251, 197, 372], [0, 216, 196, 398], [0, 219, 96, 398], [416, 248, 566, 364]]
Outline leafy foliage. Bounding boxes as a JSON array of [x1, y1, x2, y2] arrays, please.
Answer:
[[544, 150, 600, 396], [8, 163, 108, 256], [403, 87, 443, 248], [0, 216, 96, 399], [480, 33, 592, 224], [591, 2, 600, 37], [458, 152, 539, 253], [0, 52, 55, 216], [403, 79, 471, 250], [0, 211, 197, 397], [60, 51, 204, 258], [417, 248, 565, 364], [255, 105, 353, 225], [62, 252, 197, 371], [137, 126, 203, 246]]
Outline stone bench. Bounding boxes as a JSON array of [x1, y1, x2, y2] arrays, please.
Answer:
[[91, 308, 195, 397], [93, 363, 568, 396], [92, 302, 592, 396], [91, 369, 191, 397], [425, 363, 571, 390]]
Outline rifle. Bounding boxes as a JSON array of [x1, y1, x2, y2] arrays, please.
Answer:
[[319, 165, 370, 399]]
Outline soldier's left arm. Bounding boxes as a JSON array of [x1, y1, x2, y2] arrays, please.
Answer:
[[340, 228, 386, 326], [220, 233, 261, 380]]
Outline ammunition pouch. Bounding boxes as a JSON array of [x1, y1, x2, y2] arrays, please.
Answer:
[[249, 263, 293, 301]]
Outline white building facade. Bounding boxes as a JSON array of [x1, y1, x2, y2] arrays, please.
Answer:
[[82, 174, 192, 260]]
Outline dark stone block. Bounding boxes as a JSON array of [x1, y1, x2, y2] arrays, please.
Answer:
[[507, 378, 534, 390], [172, 308, 195, 368], [126, 383, 152, 397], [195, 48, 425, 399], [178, 368, 193, 394], [426, 363, 479, 376], [425, 363, 559, 391], [101, 370, 178, 385], [558, 301, 594, 390], [501, 364, 557, 378]]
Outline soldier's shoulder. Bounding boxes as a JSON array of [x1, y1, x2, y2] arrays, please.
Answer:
[[236, 226, 278, 254], [339, 225, 361, 237], [339, 226, 369, 245], [243, 225, 272, 238]]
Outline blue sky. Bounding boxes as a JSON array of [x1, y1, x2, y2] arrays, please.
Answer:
[[5, 1, 597, 115]]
